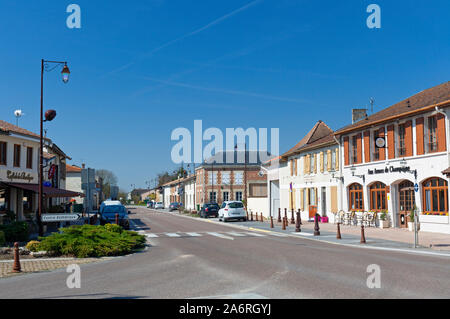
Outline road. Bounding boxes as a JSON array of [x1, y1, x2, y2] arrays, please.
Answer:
[[0, 206, 449, 299]]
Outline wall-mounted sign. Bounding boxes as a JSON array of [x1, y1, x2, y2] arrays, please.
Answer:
[[6, 170, 34, 182], [375, 137, 386, 148], [42, 214, 80, 222], [368, 166, 411, 175]]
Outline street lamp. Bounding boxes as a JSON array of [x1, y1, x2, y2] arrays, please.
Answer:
[[38, 59, 70, 236]]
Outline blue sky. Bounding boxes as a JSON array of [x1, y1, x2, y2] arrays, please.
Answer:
[[0, 0, 449, 191]]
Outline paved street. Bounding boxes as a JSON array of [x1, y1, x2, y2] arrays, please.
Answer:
[[0, 206, 449, 299]]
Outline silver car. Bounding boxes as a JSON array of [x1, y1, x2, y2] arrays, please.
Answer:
[[154, 202, 164, 209], [218, 201, 247, 222]]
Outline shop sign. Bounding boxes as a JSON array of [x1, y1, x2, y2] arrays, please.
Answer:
[[368, 166, 411, 175], [6, 170, 34, 182]]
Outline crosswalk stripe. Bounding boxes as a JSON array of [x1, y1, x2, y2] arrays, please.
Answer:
[[206, 232, 234, 240], [165, 233, 181, 237], [268, 232, 289, 237], [185, 232, 202, 237], [145, 234, 159, 238], [226, 232, 247, 237], [291, 232, 314, 236], [244, 232, 266, 237]]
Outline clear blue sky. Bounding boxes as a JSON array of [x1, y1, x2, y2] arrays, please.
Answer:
[[0, 1, 449, 191]]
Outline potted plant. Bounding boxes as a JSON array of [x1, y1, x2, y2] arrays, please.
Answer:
[[408, 206, 420, 232], [378, 211, 389, 229]]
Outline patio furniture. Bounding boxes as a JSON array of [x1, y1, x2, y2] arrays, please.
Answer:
[[368, 212, 378, 227], [355, 211, 364, 226]]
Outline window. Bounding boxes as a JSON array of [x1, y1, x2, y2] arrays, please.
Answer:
[[309, 188, 316, 205], [348, 183, 364, 211], [235, 191, 243, 201], [249, 184, 267, 197], [351, 135, 358, 164], [223, 191, 229, 202], [369, 182, 387, 211], [309, 155, 314, 174], [26, 147, 33, 169], [396, 124, 406, 157], [234, 172, 243, 185], [373, 131, 380, 161], [423, 178, 448, 215], [428, 116, 438, 153], [331, 149, 336, 170], [323, 151, 328, 171], [209, 192, 217, 203], [208, 171, 217, 185], [13, 144, 21, 167], [221, 172, 230, 185], [0, 142, 6, 165]]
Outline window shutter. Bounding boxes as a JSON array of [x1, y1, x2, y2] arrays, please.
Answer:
[[416, 117, 425, 155], [344, 137, 349, 166], [303, 156, 307, 174], [327, 150, 332, 171], [314, 154, 317, 174], [320, 152, 324, 173], [387, 125, 395, 159], [405, 120, 413, 157], [295, 159, 298, 176], [307, 154, 311, 173], [300, 188, 304, 211], [437, 113, 447, 152], [379, 127, 386, 160], [335, 148, 340, 171], [290, 159, 293, 176], [363, 131, 370, 163], [356, 133, 363, 164], [292, 188, 296, 210]]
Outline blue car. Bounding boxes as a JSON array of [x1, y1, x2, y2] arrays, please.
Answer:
[[99, 203, 130, 229]]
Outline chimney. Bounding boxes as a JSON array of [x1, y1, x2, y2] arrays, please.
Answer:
[[82, 163, 86, 169], [352, 108, 368, 124]]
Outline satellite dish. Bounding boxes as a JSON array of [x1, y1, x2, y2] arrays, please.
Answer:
[[258, 170, 265, 177], [14, 110, 23, 117]]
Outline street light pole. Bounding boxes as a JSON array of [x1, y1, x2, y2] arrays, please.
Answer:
[[38, 59, 70, 237]]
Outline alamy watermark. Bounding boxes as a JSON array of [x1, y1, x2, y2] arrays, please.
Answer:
[[366, 264, 381, 289], [171, 120, 279, 165], [66, 4, 81, 29], [66, 264, 81, 289], [366, 4, 381, 29]]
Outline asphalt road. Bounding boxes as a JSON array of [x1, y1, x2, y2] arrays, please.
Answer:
[[1, 206, 449, 299]]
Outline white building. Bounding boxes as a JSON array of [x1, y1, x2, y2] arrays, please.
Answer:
[[335, 81, 450, 234]]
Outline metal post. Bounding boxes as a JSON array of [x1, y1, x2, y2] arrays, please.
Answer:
[[295, 211, 301, 232], [115, 213, 119, 225], [250, 211, 253, 221], [282, 217, 286, 230], [360, 225, 366, 244], [291, 209, 295, 224], [255, 212, 258, 222], [314, 213, 320, 236], [284, 208, 287, 224], [38, 59, 44, 237], [414, 208, 418, 248], [337, 223, 342, 239], [277, 208, 281, 223], [270, 215, 274, 228], [297, 208, 302, 225], [12, 242, 21, 273], [260, 213, 263, 222]]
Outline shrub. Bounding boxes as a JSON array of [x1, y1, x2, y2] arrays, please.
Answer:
[[26, 240, 41, 252], [0, 231, 5, 247], [0, 221, 29, 242], [36, 224, 146, 258]]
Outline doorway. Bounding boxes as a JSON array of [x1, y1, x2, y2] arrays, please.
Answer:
[[398, 181, 415, 228], [321, 187, 327, 216]]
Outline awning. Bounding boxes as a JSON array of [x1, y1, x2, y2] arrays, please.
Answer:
[[0, 182, 84, 198], [442, 167, 450, 176]]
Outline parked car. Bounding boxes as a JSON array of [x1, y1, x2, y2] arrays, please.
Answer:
[[99, 202, 130, 229], [169, 202, 182, 211], [200, 203, 220, 218], [146, 201, 154, 208], [218, 201, 246, 222], [154, 202, 164, 209]]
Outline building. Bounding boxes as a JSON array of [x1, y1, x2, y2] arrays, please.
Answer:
[[335, 81, 450, 233], [0, 120, 81, 224], [194, 151, 268, 212], [183, 175, 196, 210], [65, 164, 83, 204], [279, 121, 340, 222]]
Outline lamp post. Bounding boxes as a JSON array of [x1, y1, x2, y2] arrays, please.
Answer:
[[38, 59, 70, 236]]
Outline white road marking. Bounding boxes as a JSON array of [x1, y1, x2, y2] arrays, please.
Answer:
[[207, 232, 234, 240], [291, 232, 314, 236], [244, 232, 266, 237], [146, 234, 159, 238], [227, 232, 247, 237], [268, 232, 289, 237], [185, 232, 202, 237], [165, 233, 181, 237]]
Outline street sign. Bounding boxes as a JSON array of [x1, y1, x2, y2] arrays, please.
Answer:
[[414, 183, 419, 193], [42, 214, 80, 222]]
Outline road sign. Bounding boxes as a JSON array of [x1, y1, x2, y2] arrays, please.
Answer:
[[414, 183, 419, 193], [42, 214, 80, 222]]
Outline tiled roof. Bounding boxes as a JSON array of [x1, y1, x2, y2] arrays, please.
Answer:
[[66, 164, 82, 173], [0, 120, 40, 139], [335, 81, 450, 135]]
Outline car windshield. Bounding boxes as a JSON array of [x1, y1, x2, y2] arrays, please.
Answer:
[[228, 202, 244, 208], [102, 205, 126, 215], [206, 203, 219, 209]]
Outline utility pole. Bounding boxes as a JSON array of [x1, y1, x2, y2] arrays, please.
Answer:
[[244, 143, 247, 209]]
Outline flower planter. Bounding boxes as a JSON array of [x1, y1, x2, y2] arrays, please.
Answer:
[[379, 219, 390, 229], [408, 222, 420, 232]]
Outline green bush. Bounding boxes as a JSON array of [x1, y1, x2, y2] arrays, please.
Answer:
[[0, 231, 5, 246], [26, 240, 41, 252], [36, 224, 146, 258], [0, 221, 29, 242]]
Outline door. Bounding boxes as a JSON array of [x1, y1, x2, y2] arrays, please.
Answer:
[[398, 181, 415, 228], [321, 187, 327, 216]]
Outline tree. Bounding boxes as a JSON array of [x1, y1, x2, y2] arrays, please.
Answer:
[[96, 169, 118, 199]]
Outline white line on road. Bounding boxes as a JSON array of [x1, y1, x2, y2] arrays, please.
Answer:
[[291, 232, 314, 236], [268, 232, 289, 237], [227, 232, 247, 237], [146, 234, 159, 238], [165, 233, 181, 237], [244, 232, 266, 237], [185, 232, 202, 237], [207, 232, 234, 240]]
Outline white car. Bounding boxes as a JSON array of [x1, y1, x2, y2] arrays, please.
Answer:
[[154, 202, 164, 209], [218, 201, 247, 222]]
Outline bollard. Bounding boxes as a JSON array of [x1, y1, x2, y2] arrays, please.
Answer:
[[291, 209, 295, 224], [260, 213, 263, 222], [12, 242, 21, 273], [337, 223, 342, 239], [115, 213, 119, 225], [250, 212, 253, 221], [295, 211, 301, 232], [284, 216, 288, 228], [270, 216, 274, 228], [297, 209, 302, 225], [284, 208, 287, 222], [277, 208, 282, 223], [314, 214, 320, 236], [360, 225, 366, 244], [282, 217, 286, 230], [246, 211, 249, 221], [255, 212, 259, 222]]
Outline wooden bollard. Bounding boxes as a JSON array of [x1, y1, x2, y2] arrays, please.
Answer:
[[12, 242, 21, 273], [270, 216, 274, 228], [282, 217, 286, 230], [255, 212, 259, 222], [360, 225, 366, 244], [337, 223, 342, 239], [250, 212, 253, 221], [277, 208, 281, 223], [260, 213, 263, 222], [291, 209, 295, 224], [298, 209, 302, 225], [295, 211, 301, 232]]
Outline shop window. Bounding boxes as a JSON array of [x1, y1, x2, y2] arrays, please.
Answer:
[[423, 177, 448, 215], [369, 182, 387, 211], [0, 142, 6, 165], [348, 183, 364, 211]]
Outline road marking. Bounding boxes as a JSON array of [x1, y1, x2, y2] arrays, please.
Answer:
[[145, 233, 159, 238], [185, 232, 202, 237], [206, 232, 234, 240], [244, 232, 266, 237], [268, 232, 289, 237], [291, 232, 314, 236], [165, 233, 181, 237], [227, 232, 247, 237]]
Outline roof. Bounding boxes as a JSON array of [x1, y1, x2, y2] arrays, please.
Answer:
[[335, 81, 450, 135], [66, 164, 82, 173], [1, 182, 84, 198], [281, 121, 335, 159], [43, 152, 56, 160], [0, 120, 41, 139]]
